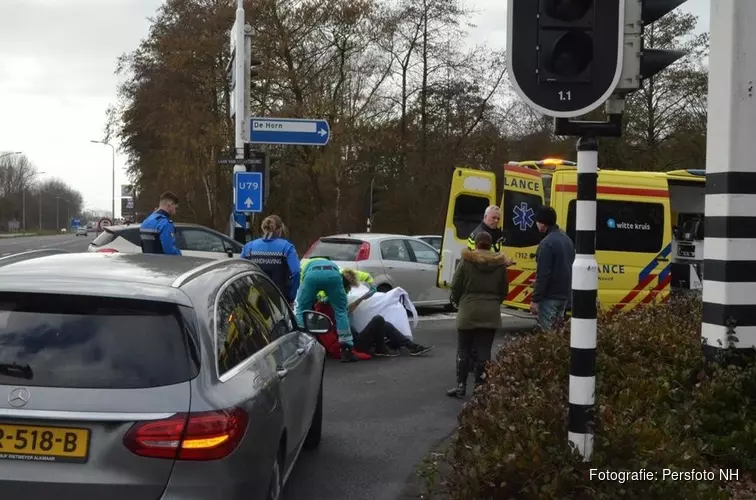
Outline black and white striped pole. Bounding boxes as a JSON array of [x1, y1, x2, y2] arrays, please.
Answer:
[[568, 137, 599, 460], [701, 0, 756, 360]]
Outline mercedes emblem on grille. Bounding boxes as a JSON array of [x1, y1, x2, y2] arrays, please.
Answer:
[[8, 388, 31, 408]]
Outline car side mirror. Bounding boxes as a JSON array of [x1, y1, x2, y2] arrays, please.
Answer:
[[302, 310, 332, 334], [226, 249, 234, 258]]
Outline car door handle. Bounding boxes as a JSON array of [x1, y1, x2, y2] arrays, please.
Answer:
[[276, 368, 288, 379], [296, 348, 306, 356], [656, 257, 669, 262]]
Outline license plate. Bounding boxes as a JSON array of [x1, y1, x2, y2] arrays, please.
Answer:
[[678, 246, 695, 258], [0, 423, 90, 463]]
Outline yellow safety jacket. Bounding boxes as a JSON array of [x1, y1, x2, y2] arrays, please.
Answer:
[[300, 257, 374, 301]]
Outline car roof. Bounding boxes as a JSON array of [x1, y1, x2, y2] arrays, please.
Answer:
[[105, 222, 211, 232], [0, 252, 249, 306]]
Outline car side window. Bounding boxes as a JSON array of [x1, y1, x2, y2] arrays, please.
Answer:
[[215, 277, 273, 376], [407, 239, 439, 265], [121, 228, 143, 246], [380, 239, 411, 262], [180, 228, 226, 252], [251, 273, 296, 338]]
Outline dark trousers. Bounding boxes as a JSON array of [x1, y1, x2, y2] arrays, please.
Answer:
[[354, 316, 414, 353], [456, 328, 496, 386]]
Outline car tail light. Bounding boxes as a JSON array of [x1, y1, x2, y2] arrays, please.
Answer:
[[96, 248, 119, 253], [123, 407, 248, 461], [355, 242, 370, 261]]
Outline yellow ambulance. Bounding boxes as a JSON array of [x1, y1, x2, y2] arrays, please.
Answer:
[[436, 159, 705, 312]]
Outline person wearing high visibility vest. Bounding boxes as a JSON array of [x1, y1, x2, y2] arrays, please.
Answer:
[[296, 257, 359, 362], [467, 205, 508, 253], [299, 258, 376, 301]]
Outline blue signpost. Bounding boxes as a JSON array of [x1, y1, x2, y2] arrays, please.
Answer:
[[71, 218, 81, 229], [249, 117, 330, 146], [234, 171, 263, 213]]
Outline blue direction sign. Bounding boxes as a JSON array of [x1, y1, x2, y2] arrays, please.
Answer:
[[249, 117, 330, 146], [234, 171, 263, 213], [71, 218, 81, 228]]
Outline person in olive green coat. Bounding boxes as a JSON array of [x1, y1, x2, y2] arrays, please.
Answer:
[[447, 231, 512, 398]]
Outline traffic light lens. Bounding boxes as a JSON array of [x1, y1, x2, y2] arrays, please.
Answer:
[[543, 0, 592, 22], [547, 31, 593, 77]]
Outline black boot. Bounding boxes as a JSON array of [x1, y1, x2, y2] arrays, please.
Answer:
[[473, 361, 488, 390], [340, 344, 359, 363], [446, 355, 469, 398]]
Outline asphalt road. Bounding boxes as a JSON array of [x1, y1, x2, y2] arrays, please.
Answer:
[[0, 233, 93, 257], [283, 314, 536, 500], [0, 232, 537, 500]]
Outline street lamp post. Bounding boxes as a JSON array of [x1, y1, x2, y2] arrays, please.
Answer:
[[90, 141, 116, 219], [56, 197, 60, 230]]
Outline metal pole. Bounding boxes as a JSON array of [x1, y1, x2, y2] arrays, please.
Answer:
[[22, 189, 26, 231], [568, 136, 598, 461], [56, 197, 59, 230], [701, 0, 756, 358], [39, 193, 42, 230], [232, 0, 247, 240], [110, 143, 115, 220]]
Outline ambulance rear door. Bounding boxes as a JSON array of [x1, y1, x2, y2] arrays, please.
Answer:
[[500, 163, 546, 310], [437, 168, 497, 288]]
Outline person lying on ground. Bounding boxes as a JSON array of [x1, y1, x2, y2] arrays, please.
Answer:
[[343, 271, 434, 357]]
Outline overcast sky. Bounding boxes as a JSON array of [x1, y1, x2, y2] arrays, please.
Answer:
[[0, 0, 711, 216]]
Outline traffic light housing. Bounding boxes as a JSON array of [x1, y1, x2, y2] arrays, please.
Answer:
[[615, 0, 688, 94], [507, 0, 625, 118]]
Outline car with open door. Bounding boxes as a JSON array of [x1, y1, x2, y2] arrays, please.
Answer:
[[87, 222, 243, 259]]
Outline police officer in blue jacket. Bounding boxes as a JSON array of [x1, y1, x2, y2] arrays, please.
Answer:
[[140, 191, 182, 255], [241, 215, 300, 303]]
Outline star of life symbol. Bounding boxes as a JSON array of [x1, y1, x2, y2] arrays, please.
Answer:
[[512, 202, 535, 231]]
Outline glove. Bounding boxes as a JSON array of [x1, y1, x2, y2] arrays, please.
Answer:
[[369, 284, 377, 294]]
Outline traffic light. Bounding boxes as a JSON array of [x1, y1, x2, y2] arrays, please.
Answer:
[[507, 0, 625, 118], [615, 0, 688, 94]]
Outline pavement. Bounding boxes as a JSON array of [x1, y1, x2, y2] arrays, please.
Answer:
[[0, 232, 537, 500]]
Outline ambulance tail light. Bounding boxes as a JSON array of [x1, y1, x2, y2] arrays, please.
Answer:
[[355, 242, 371, 261]]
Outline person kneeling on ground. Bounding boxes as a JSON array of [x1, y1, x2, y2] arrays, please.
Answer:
[[343, 270, 434, 357], [447, 231, 511, 398]]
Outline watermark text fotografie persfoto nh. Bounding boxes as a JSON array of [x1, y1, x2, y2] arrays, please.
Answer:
[[590, 469, 740, 483]]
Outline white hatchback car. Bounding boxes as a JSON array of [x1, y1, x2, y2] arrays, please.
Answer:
[[88, 222, 244, 259]]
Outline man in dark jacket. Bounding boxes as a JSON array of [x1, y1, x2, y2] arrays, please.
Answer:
[[530, 206, 575, 331], [467, 205, 508, 253]]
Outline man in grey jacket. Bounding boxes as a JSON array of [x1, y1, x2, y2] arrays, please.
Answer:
[[530, 206, 575, 330]]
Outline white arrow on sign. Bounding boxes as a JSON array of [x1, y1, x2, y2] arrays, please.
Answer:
[[244, 198, 253, 208], [318, 129, 327, 136]]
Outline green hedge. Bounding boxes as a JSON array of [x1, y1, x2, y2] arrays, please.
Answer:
[[439, 295, 756, 499]]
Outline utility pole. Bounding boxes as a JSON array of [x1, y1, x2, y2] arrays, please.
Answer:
[[701, 0, 756, 359], [56, 196, 59, 230]]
